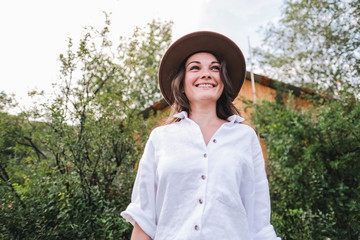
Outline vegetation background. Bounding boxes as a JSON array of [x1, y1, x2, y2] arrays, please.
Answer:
[[1, 0, 359, 239]]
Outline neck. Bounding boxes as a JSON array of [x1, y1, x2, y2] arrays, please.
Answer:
[[188, 102, 219, 125]]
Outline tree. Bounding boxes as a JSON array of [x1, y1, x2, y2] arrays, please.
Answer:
[[254, 0, 360, 95], [0, 16, 172, 239], [246, 91, 360, 239], [0, 93, 25, 210]]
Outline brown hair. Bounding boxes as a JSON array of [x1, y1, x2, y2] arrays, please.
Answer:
[[166, 52, 240, 124]]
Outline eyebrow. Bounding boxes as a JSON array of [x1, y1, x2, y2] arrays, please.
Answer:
[[186, 61, 220, 67]]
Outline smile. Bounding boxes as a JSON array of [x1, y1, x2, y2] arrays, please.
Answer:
[[195, 83, 216, 88]]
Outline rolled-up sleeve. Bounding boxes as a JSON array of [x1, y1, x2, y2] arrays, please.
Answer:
[[250, 133, 281, 240], [121, 133, 157, 239]]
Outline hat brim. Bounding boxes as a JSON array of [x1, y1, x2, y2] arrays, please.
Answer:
[[158, 31, 246, 105]]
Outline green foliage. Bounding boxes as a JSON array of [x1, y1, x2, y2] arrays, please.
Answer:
[[254, 0, 360, 95], [0, 16, 172, 239], [247, 91, 360, 239]]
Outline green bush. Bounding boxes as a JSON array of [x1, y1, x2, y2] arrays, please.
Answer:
[[0, 18, 172, 240], [1, 170, 133, 239], [247, 91, 360, 239]]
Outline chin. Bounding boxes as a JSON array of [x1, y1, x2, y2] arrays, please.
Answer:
[[196, 96, 220, 103]]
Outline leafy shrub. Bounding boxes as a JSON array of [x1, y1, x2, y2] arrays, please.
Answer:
[[0, 17, 172, 240], [247, 91, 360, 239]]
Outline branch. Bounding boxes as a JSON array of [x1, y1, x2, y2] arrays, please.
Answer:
[[0, 163, 26, 208], [92, 67, 116, 96], [23, 136, 47, 160]]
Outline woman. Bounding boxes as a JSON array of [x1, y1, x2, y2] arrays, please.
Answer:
[[121, 31, 280, 240]]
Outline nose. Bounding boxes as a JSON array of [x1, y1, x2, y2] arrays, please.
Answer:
[[201, 69, 211, 79]]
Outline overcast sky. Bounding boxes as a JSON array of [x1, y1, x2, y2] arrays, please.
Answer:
[[0, 0, 283, 107]]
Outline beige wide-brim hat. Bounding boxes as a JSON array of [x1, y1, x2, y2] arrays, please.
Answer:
[[158, 31, 246, 105]]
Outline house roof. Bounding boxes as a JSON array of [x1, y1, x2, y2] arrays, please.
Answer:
[[245, 72, 315, 97]]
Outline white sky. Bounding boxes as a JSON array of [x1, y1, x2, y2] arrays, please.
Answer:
[[0, 0, 283, 108]]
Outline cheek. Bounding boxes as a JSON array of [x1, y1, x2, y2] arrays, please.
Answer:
[[184, 74, 195, 91], [217, 85, 225, 99], [217, 77, 225, 93], [184, 73, 195, 85], [219, 84, 224, 94]]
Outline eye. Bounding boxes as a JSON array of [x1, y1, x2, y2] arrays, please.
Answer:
[[211, 65, 220, 71], [189, 65, 200, 71]]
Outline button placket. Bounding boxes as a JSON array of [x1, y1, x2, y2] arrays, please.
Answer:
[[200, 151, 208, 205], [195, 149, 207, 233]]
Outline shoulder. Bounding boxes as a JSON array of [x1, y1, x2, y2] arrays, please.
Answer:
[[148, 122, 182, 140], [151, 121, 182, 133], [226, 115, 257, 135], [224, 122, 260, 147], [231, 122, 257, 135]]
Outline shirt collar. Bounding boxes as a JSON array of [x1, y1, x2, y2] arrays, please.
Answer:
[[173, 111, 244, 123], [173, 111, 189, 119], [227, 115, 245, 123]]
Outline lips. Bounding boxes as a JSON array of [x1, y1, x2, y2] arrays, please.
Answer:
[[195, 83, 216, 88]]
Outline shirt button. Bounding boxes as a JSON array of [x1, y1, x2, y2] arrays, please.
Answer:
[[203, 153, 207, 158], [199, 198, 204, 204], [213, 139, 217, 143], [194, 225, 200, 231], [201, 175, 206, 180]]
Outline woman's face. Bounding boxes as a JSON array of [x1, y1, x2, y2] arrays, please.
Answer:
[[183, 52, 224, 105]]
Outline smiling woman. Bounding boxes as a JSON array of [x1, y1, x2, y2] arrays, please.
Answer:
[[121, 31, 281, 240]]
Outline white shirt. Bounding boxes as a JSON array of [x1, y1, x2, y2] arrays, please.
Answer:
[[121, 111, 280, 240]]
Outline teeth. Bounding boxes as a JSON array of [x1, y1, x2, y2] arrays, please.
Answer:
[[197, 84, 214, 87]]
